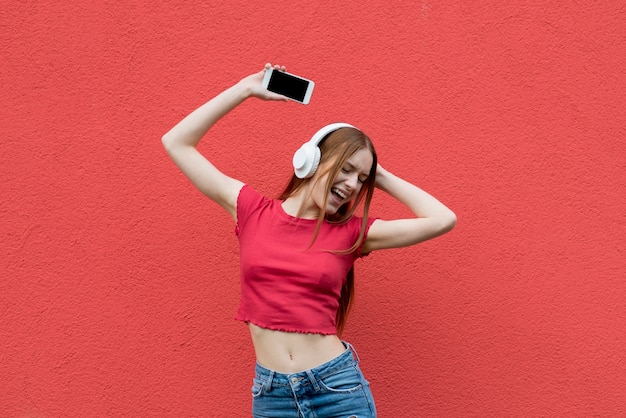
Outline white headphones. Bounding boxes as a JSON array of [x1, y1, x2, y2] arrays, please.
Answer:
[[292, 122, 356, 178]]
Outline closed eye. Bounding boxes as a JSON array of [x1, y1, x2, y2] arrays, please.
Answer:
[[343, 163, 368, 184]]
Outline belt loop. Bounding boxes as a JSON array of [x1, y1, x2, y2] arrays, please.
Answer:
[[265, 370, 274, 393], [344, 341, 361, 364], [306, 370, 321, 392]]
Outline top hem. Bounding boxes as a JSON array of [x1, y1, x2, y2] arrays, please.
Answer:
[[236, 317, 337, 336]]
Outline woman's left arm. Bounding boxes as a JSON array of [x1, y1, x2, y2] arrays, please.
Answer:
[[361, 164, 457, 253]]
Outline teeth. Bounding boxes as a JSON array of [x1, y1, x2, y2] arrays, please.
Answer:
[[332, 188, 347, 199]]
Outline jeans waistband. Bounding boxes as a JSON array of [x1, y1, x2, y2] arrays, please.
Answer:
[[254, 341, 360, 389]]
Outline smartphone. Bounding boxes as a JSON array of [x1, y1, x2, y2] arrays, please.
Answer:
[[262, 68, 315, 105]]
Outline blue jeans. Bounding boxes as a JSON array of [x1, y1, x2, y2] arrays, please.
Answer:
[[251, 342, 377, 417]]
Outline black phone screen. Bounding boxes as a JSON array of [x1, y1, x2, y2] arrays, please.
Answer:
[[267, 71, 309, 102]]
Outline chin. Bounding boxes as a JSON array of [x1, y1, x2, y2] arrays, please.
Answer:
[[324, 204, 341, 216], [326, 202, 349, 217]]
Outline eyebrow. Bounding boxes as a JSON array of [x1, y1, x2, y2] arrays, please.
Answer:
[[344, 162, 370, 177]]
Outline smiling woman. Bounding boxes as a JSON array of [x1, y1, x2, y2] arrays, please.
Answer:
[[280, 126, 376, 222], [161, 63, 456, 417]]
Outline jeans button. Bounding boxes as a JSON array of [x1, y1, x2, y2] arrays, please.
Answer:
[[291, 377, 299, 384]]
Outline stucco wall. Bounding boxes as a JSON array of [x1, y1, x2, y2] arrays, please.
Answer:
[[2, 1, 624, 416]]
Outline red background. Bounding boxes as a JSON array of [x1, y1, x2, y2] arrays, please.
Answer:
[[2, 2, 625, 416]]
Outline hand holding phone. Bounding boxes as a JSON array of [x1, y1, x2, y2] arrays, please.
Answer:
[[262, 68, 315, 105]]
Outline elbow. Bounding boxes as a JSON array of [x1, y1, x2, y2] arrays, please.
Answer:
[[446, 211, 457, 231], [438, 210, 457, 234], [161, 132, 171, 150], [161, 132, 176, 154]]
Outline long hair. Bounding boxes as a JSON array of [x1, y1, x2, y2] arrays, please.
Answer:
[[279, 127, 377, 335]]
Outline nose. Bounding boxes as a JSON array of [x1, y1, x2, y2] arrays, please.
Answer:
[[345, 173, 359, 191]]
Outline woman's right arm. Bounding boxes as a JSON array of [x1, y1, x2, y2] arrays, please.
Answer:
[[161, 64, 288, 220]]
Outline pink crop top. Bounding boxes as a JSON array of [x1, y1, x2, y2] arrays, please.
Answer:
[[234, 185, 375, 335]]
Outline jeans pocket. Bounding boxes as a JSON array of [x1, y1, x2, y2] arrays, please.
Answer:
[[318, 366, 364, 394], [251, 377, 265, 398]]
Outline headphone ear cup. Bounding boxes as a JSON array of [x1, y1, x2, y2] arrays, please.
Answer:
[[293, 122, 355, 179], [307, 147, 321, 177], [293, 142, 321, 178]]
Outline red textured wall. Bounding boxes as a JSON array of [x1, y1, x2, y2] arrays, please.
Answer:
[[2, 2, 625, 416]]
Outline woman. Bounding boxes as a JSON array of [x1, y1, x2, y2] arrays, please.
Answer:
[[162, 64, 456, 418]]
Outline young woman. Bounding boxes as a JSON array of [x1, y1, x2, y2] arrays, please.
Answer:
[[162, 64, 456, 418]]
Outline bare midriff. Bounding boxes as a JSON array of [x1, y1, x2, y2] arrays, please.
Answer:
[[248, 323, 347, 373]]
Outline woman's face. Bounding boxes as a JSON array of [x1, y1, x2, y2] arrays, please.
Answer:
[[313, 147, 374, 216]]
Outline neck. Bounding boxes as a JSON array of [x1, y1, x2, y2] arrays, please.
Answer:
[[282, 185, 320, 220]]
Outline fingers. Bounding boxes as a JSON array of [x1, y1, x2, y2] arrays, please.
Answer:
[[269, 93, 290, 102], [259, 63, 289, 102], [264, 63, 286, 72]]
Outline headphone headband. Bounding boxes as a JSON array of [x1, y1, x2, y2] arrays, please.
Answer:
[[308, 122, 355, 147], [292, 123, 357, 179]]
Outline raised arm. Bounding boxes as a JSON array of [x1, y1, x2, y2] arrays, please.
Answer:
[[161, 64, 288, 220], [362, 164, 456, 253]]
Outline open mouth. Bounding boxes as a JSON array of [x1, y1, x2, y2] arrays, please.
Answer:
[[331, 187, 347, 200]]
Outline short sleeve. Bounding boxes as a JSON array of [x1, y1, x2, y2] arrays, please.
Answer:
[[356, 217, 378, 258], [235, 184, 265, 236]]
